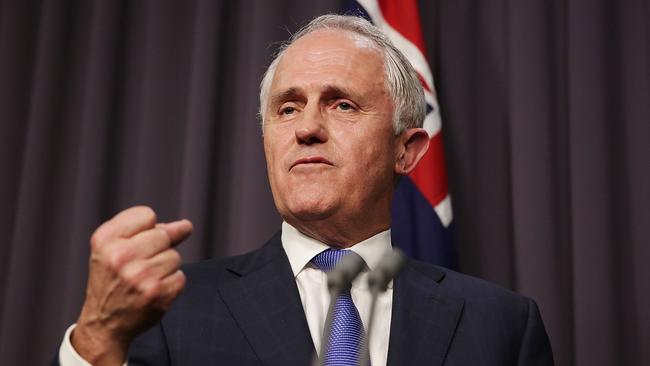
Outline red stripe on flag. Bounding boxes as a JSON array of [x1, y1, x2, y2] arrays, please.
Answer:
[[408, 132, 449, 207], [378, 0, 427, 55]]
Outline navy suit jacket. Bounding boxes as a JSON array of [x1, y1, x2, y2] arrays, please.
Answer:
[[57, 232, 554, 365]]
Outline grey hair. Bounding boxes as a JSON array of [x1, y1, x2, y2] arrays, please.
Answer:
[[259, 14, 426, 134]]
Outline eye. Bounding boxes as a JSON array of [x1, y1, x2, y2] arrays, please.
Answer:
[[280, 106, 296, 115], [336, 102, 354, 111]]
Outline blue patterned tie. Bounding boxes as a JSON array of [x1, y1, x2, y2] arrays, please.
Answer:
[[312, 249, 369, 366]]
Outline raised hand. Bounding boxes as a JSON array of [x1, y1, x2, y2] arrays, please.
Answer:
[[71, 206, 193, 365]]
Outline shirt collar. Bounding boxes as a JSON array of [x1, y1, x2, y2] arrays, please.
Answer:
[[281, 221, 392, 277]]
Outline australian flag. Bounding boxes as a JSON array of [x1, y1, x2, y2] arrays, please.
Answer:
[[346, 0, 459, 269]]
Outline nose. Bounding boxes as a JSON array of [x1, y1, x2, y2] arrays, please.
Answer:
[[295, 103, 328, 145]]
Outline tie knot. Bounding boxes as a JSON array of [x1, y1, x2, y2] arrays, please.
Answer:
[[311, 248, 357, 272]]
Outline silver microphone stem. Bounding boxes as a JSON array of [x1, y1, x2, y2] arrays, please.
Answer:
[[357, 248, 406, 366], [357, 286, 379, 366]]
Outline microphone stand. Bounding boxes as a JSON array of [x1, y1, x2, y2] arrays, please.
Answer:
[[357, 248, 406, 366]]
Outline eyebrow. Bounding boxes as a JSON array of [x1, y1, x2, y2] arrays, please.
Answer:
[[320, 85, 356, 100], [269, 85, 358, 107], [269, 87, 303, 108]]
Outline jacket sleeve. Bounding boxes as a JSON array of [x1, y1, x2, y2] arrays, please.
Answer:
[[126, 322, 171, 366], [516, 298, 555, 366]]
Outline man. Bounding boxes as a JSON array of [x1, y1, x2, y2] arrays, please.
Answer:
[[55, 14, 553, 366]]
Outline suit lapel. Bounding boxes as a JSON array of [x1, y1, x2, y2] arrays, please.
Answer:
[[216, 234, 314, 366], [387, 261, 464, 366]]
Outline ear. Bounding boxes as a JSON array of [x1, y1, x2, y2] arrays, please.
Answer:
[[394, 128, 430, 175]]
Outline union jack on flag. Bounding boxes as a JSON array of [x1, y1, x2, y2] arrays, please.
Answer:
[[347, 0, 459, 269]]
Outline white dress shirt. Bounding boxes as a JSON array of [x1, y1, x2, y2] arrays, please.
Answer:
[[59, 222, 393, 366], [281, 222, 393, 366]]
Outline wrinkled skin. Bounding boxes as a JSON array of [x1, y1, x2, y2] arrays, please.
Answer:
[[263, 29, 429, 246], [71, 206, 192, 365]]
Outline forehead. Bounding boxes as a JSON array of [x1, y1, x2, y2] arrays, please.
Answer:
[[271, 29, 387, 93]]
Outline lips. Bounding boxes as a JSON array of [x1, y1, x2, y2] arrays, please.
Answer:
[[290, 156, 333, 170]]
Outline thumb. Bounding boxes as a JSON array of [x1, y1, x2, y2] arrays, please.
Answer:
[[156, 219, 193, 245]]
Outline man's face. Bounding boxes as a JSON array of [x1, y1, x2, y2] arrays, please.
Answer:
[[263, 29, 398, 235]]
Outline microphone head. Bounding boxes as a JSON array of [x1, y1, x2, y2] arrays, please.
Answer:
[[327, 252, 365, 292], [368, 248, 406, 292]]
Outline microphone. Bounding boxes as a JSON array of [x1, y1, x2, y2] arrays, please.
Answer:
[[357, 248, 406, 366], [327, 252, 366, 293], [367, 248, 406, 293], [314, 252, 366, 366]]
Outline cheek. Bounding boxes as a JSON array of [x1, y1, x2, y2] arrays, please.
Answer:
[[263, 143, 284, 195], [359, 140, 397, 186], [264, 129, 290, 167], [349, 131, 394, 166]]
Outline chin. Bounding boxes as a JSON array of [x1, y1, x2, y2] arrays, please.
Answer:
[[282, 197, 338, 222]]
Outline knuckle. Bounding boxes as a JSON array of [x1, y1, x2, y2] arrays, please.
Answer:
[[122, 272, 139, 289], [90, 230, 108, 251], [170, 271, 186, 296], [137, 206, 157, 226], [176, 271, 186, 290], [121, 264, 147, 288], [153, 227, 171, 245], [106, 246, 131, 271], [141, 229, 169, 254], [141, 282, 162, 303], [167, 249, 181, 266]]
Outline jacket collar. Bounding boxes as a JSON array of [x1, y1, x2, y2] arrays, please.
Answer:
[[217, 233, 315, 366], [387, 260, 464, 366]]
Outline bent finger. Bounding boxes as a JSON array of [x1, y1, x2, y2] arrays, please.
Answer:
[[153, 270, 186, 308], [156, 219, 193, 246], [94, 206, 158, 244], [120, 249, 182, 284], [120, 227, 174, 260]]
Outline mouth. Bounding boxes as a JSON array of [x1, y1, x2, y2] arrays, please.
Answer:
[[290, 156, 333, 170]]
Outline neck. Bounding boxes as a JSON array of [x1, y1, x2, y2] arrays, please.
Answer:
[[285, 211, 391, 248]]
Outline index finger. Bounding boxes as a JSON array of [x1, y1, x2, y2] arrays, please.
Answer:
[[156, 219, 193, 246], [95, 206, 158, 241]]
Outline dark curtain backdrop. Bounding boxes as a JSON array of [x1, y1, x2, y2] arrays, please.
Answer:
[[0, 1, 648, 365]]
